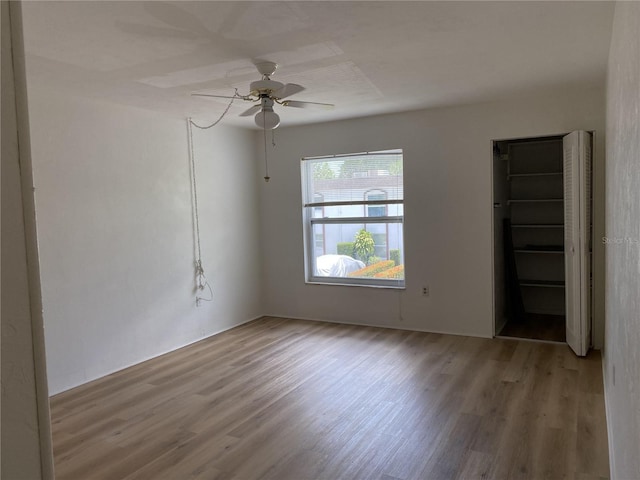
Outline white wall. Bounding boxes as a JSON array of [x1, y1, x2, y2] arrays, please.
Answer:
[[1, 1, 53, 477], [603, 3, 640, 479], [27, 89, 264, 395], [261, 88, 605, 340]]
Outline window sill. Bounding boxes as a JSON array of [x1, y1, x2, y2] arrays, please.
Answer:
[[306, 278, 405, 289]]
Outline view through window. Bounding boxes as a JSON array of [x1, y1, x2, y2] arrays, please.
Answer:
[[301, 149, 404, 287]]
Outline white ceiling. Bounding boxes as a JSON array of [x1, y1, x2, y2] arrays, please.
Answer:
[[21, 1, 614, 129]]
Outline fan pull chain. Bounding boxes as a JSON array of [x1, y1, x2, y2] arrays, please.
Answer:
[[189, 89, 239, 130], [263, 124, 270, 182]]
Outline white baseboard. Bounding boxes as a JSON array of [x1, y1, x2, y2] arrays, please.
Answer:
[[263, 313, 493, 339], [53, 313, 496, 396], [50, 315, 264, 396]]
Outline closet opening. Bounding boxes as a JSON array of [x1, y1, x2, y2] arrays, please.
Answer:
[[492, 132, 593, 350]]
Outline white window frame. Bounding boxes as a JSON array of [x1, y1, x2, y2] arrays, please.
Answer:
[[301, 150, 405, 288]]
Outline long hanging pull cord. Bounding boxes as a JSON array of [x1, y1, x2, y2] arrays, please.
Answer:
[[187, 91, 274, 301], [186, 91, 239, 305], [187, 119, 213, 305]]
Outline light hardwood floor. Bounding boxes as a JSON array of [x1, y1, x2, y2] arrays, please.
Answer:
[[499, 314, 566, 343], [50, 317, 610, 480]]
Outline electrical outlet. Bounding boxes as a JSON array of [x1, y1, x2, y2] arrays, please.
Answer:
[[422, 286, 429, 297]]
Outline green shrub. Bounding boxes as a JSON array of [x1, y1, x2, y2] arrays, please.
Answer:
[[354, 229, 375, 263], [373, 264, 405, 279], [348, 260, 395, 278], [367, 255, 382, 266], [337, 242, 355, 257], [390, 249, 401, 266]]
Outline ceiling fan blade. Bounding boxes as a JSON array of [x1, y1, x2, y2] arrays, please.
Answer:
[[239, 105, 262, 117], [192, 93, 255, 102], [282, 100, 335, 110], [272, 83, 305, 100]]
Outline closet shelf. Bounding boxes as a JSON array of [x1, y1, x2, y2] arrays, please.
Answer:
[[508, 198, 563, 204], [519, 279, 565, 288], [511, 224, 564, 228], [508, 172, 563, 178], [514, 249, 564, 254]]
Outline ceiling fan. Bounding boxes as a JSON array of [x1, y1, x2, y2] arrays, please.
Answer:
[[192, 61, 334, 130]]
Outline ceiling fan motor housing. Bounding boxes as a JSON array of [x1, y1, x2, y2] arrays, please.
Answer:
[[250, 79, 285, 97], [261, 97, 275, 109]]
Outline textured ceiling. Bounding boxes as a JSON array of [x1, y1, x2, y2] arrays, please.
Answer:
[[21, 1, 614, 129]]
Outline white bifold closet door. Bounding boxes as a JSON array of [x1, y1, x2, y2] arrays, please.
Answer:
[[563, 130, 591, 356]]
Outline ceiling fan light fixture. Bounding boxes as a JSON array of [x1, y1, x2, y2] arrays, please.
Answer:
[[255, 109, 280, 130]]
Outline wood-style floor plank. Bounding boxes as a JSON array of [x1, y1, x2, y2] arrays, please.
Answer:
[[50, 316, 610, 480]]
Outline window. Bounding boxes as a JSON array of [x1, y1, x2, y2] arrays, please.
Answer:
[[301, 149, 404, 287]]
